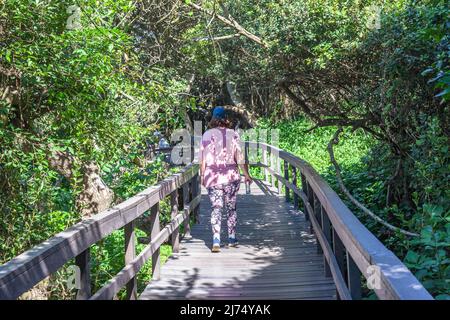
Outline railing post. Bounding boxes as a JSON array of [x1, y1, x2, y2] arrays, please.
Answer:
[[124, 221, 137, 300], [321, 207, 332, 278], [333, 229, 346, 300], [292, 166, 298, 209], [300, 173, 309, 222], [150, 203, 161, 280], [284, 160, 290, 202], [347, 252, 362, 299], [307, 182, 314, 207], [75, 248, 91, 300], [333, 229, 346, 275], [306, 182, 315, 233], [270, 148, 276, 189], [192, 173, 200, 223], [313, 194, 322, 254], [171, 191, 180, 253], [183, 181, 192, 239], [262, 146, 269, 183], [277, 156, 282, 194], [245, 141, 251, 194]]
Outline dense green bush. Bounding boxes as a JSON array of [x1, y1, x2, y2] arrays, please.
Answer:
[[0, 0, 187, 298]]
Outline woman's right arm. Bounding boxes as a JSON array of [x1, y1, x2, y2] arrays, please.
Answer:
[[239, 162, 253, 184]]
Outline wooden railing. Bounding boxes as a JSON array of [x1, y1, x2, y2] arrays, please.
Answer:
[[0, 163, 200, 300], [245, 141, 433, 300]]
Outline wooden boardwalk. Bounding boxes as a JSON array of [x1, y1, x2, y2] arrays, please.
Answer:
[[1, 144, 432, 300], [139, 179, 336, 300]]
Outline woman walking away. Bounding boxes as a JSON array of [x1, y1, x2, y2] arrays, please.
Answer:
[[199, 106, 253, 253]]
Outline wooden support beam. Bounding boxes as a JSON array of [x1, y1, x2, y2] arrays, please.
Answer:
[[313, 194, 323, 254], [292, 166, 299, 209], [262, 148, 269, 182], [192, 174, 200, 223], [75, 248, 91, 300], [284, 160, 290, 202], [150, 204, 161, 281], [183, 182, 192, 239], [171, 191, 180, 253], [301, 173, 309, 221], [124, 221, 137, 300], [321, 207, 332, 278], [333, 229, 346, 276], [270, 150, 276, 189], [347, 252, 362, 300]]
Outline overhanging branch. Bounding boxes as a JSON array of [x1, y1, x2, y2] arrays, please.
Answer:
[[188, 2, 268, 48], [193, 33, 241, 41], [328, 128, 419, 237]]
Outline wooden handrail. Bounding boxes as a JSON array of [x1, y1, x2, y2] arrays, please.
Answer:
[[252, 141, 433, 300], [90, 194, 201, 300], [0, 163, 200, 300]]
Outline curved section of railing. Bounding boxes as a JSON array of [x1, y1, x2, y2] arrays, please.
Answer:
[[0, 163, 200, 300], [246, 141, 433, 300]]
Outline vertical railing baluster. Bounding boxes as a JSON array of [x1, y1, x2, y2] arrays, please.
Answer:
[[307, 182, 314, 207], [333, 229, 346, 275], [150, 203, 161, 280], [177, 185, 184, 235], [307, 182, 314, 233], [262, 146, 269, 183], [245, 141, 250, 194], [292, 166, 298, 209], [183, 181, 192, 239], [321, 207, 332, 277], [333, 229, 346, 299], [124, 221, 137, 300], [270, 148, 276, 189], [347, 252, 362, 299], [284, 160, 290, 202], [313, 194, 322, 254], [171, 191, 180, 253], [75, 248, 91, 300], [192, 173, 200, 223], [277, 156, 282, 194], [301, 173, 309, 222]]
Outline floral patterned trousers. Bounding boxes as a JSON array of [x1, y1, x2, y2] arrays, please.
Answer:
[[207, 180, 240, 241]]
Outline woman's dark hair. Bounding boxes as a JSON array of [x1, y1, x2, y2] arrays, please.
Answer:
[[208, 116, 232, 129]]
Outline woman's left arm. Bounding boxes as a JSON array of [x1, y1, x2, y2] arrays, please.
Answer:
[[234, 133, 253, 184]]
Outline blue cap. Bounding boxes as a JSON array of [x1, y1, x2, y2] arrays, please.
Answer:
[[212, 106, 226, 119]]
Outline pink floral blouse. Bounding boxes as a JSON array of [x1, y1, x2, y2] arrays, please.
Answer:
[[200, 127, 244, 188]]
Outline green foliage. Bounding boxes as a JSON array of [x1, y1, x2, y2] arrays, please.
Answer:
[[256, 117, 372, 174], [0, 0, 187, 298]]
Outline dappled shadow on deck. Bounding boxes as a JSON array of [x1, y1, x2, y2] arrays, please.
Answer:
[[139, 180, 336, 300]]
